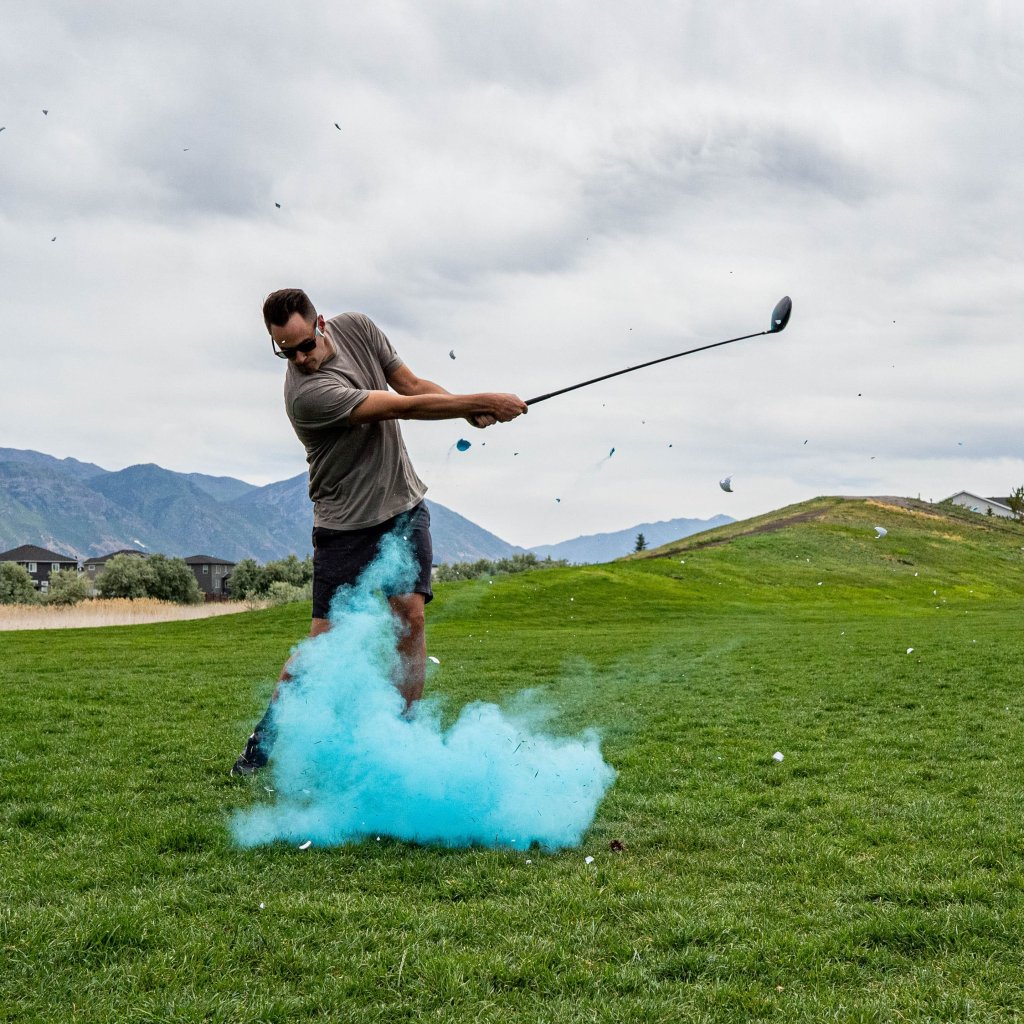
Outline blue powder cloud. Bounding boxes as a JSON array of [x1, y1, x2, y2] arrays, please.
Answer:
[[231, 531, 616, 851]]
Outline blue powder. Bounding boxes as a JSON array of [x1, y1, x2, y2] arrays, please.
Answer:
[[456, 438, 471, 452], [231, 532, 616, 850]]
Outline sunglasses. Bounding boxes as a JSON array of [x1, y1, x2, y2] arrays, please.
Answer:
[[271, 324, 322, 360]]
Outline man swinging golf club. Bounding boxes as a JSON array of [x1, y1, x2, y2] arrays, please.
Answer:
[[231, 288, 527, 776]]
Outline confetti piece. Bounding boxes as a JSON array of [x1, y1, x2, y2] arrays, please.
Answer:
[[334, 122, 341, 129], [584, 855, 595, 864], [906, 648, 914, 654], [259, 902, 265, 909], [298, 840, 312, 850], [449, 349, 456, 359], [874, 526, 888, 539], [608, 447, 615, 457], [456, 439, 471, 452], [555, 498, 560, 503], [719, 476, 733, 492], [427, 655, 440, 665], [772, 752, 784, 762], [525, 859, 532, 864], [42, 109, 48, 115], [274, 202, 281, 208]]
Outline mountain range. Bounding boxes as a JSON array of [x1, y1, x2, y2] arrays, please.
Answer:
[[0, 448, 731, 565]]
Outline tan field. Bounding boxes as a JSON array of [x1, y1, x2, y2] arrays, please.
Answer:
[[0, 597, 267, 631]]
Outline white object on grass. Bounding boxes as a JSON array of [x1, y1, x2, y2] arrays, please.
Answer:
[[906, 648, 914, 654], [719, 476, 733, 492], [298, 840, 312, 850], [874, 526, 888, 539], [428, 655, 440, 665], [585, 856, 595, 864], [772, 751, 784, 762]]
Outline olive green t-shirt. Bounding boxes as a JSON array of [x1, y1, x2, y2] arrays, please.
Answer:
[[284, 312, 427, 530]]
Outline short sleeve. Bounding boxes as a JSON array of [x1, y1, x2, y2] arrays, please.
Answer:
[[289, 378, 368, 430], [359, 314, 403, 376]]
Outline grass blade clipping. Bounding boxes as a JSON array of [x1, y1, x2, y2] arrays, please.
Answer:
[[231, 529, 616, 850]]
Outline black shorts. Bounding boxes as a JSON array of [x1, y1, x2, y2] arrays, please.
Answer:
[[311, 502, 433, 619]]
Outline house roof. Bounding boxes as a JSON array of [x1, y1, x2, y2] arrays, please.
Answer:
[[0, 543, 77, 562], [83, 549, 148, 565], [184, 554, 237, 566]]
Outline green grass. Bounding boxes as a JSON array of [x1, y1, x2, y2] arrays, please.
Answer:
[[2, 497, 1023, 1022]]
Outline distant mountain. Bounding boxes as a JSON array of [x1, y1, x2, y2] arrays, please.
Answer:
[[0, 447, 107, 481], [0, 449, 522, 564], [528, 515, 734, 564]]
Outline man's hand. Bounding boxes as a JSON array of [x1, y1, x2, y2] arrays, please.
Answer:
[[472, 393, 528, 426]]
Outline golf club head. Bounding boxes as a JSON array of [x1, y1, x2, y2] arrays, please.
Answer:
[[769, 295, 792, 333]]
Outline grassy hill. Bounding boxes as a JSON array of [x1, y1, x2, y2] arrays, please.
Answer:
[[2, 496, 1023, 1022]]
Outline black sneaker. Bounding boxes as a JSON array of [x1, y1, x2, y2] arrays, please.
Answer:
[[230, 731, 269, 777]]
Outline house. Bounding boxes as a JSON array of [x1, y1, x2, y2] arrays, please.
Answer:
[[184, 554, 236, 596], [83, 548, 148, 584], [944, 491, 1016, 519], [0, 544, 80, 593]]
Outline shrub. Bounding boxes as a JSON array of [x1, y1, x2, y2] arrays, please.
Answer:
[[0, 562, 39, 605], [433, 553, 568, 583], [265, 580, 312, 606], [146, 555, 203, 605], [45, 568, 90, 605], [95, 554, 151, 599]]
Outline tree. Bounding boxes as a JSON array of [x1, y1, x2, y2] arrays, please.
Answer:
[[226, 558, 263, 598], [45, 567, 90, 605], [634, 532, 648, 552], [95, 554, 152, 599], [0, 562, 38, 605], [146, 554, 203, 604], [1007, 485, 1024, 523]]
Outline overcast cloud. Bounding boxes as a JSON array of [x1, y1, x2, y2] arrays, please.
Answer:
[[2, 1, 1022, 547]]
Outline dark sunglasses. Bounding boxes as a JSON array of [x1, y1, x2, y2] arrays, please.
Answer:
[[271, 325, 321, 360]]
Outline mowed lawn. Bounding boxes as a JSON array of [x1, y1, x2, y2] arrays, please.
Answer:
[[2, 498, 1023, 1023]]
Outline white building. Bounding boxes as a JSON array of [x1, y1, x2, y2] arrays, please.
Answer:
[[944, 491, 1015, 518]]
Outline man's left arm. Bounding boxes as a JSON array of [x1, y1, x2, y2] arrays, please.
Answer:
[[387, 364, 493, 427]]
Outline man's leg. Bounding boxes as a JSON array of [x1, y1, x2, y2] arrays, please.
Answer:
[[389, 592, 426, 708], [230, 617, 333, 776]]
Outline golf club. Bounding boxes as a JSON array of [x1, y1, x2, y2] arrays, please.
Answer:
[[525, 295, 792, 406]]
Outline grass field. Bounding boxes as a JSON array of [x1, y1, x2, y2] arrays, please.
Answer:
[[2, 497, 1023, 1022]]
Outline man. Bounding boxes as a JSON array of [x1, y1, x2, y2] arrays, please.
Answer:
[[231, 288, 526, 775]]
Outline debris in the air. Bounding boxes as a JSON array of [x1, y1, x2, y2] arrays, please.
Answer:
[[719, 476, 733, 492], [50, 237, 56, 242], [456, 439, 471, 452], [298, 840, 312, 850], [608, 447, 615, 457], [874, 526, 888, 539], [555, 498, 560, 503], [274, 202, 281, 208], [427, 656, 440, 665], [772, 752, 784, 762], [449, 349, 455, 359], [42, 109, 48, 115], [513, 452, 519, 456], [334, 122, 341, 129]]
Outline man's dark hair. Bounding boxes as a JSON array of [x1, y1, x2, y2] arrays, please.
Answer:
[[263, 288, 316, 332]]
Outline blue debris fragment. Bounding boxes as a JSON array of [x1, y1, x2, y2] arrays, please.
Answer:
[[456, 439, 471, 452]]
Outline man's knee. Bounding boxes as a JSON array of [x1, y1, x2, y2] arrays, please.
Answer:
[[390, 594, 425, 636]]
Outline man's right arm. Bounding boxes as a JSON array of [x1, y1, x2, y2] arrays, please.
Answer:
[[348, 390, 527, 427]]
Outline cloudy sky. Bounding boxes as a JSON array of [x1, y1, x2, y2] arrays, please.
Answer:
[[2, 1, 1022, 547]]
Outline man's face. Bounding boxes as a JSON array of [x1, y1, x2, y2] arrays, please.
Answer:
[[271, 312, 331, 374]]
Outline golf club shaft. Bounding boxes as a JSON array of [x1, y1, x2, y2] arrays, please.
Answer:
[[525, 328, 768, 406]]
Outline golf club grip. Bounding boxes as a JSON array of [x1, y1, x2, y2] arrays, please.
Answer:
[[525, 328, 767, 406]]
